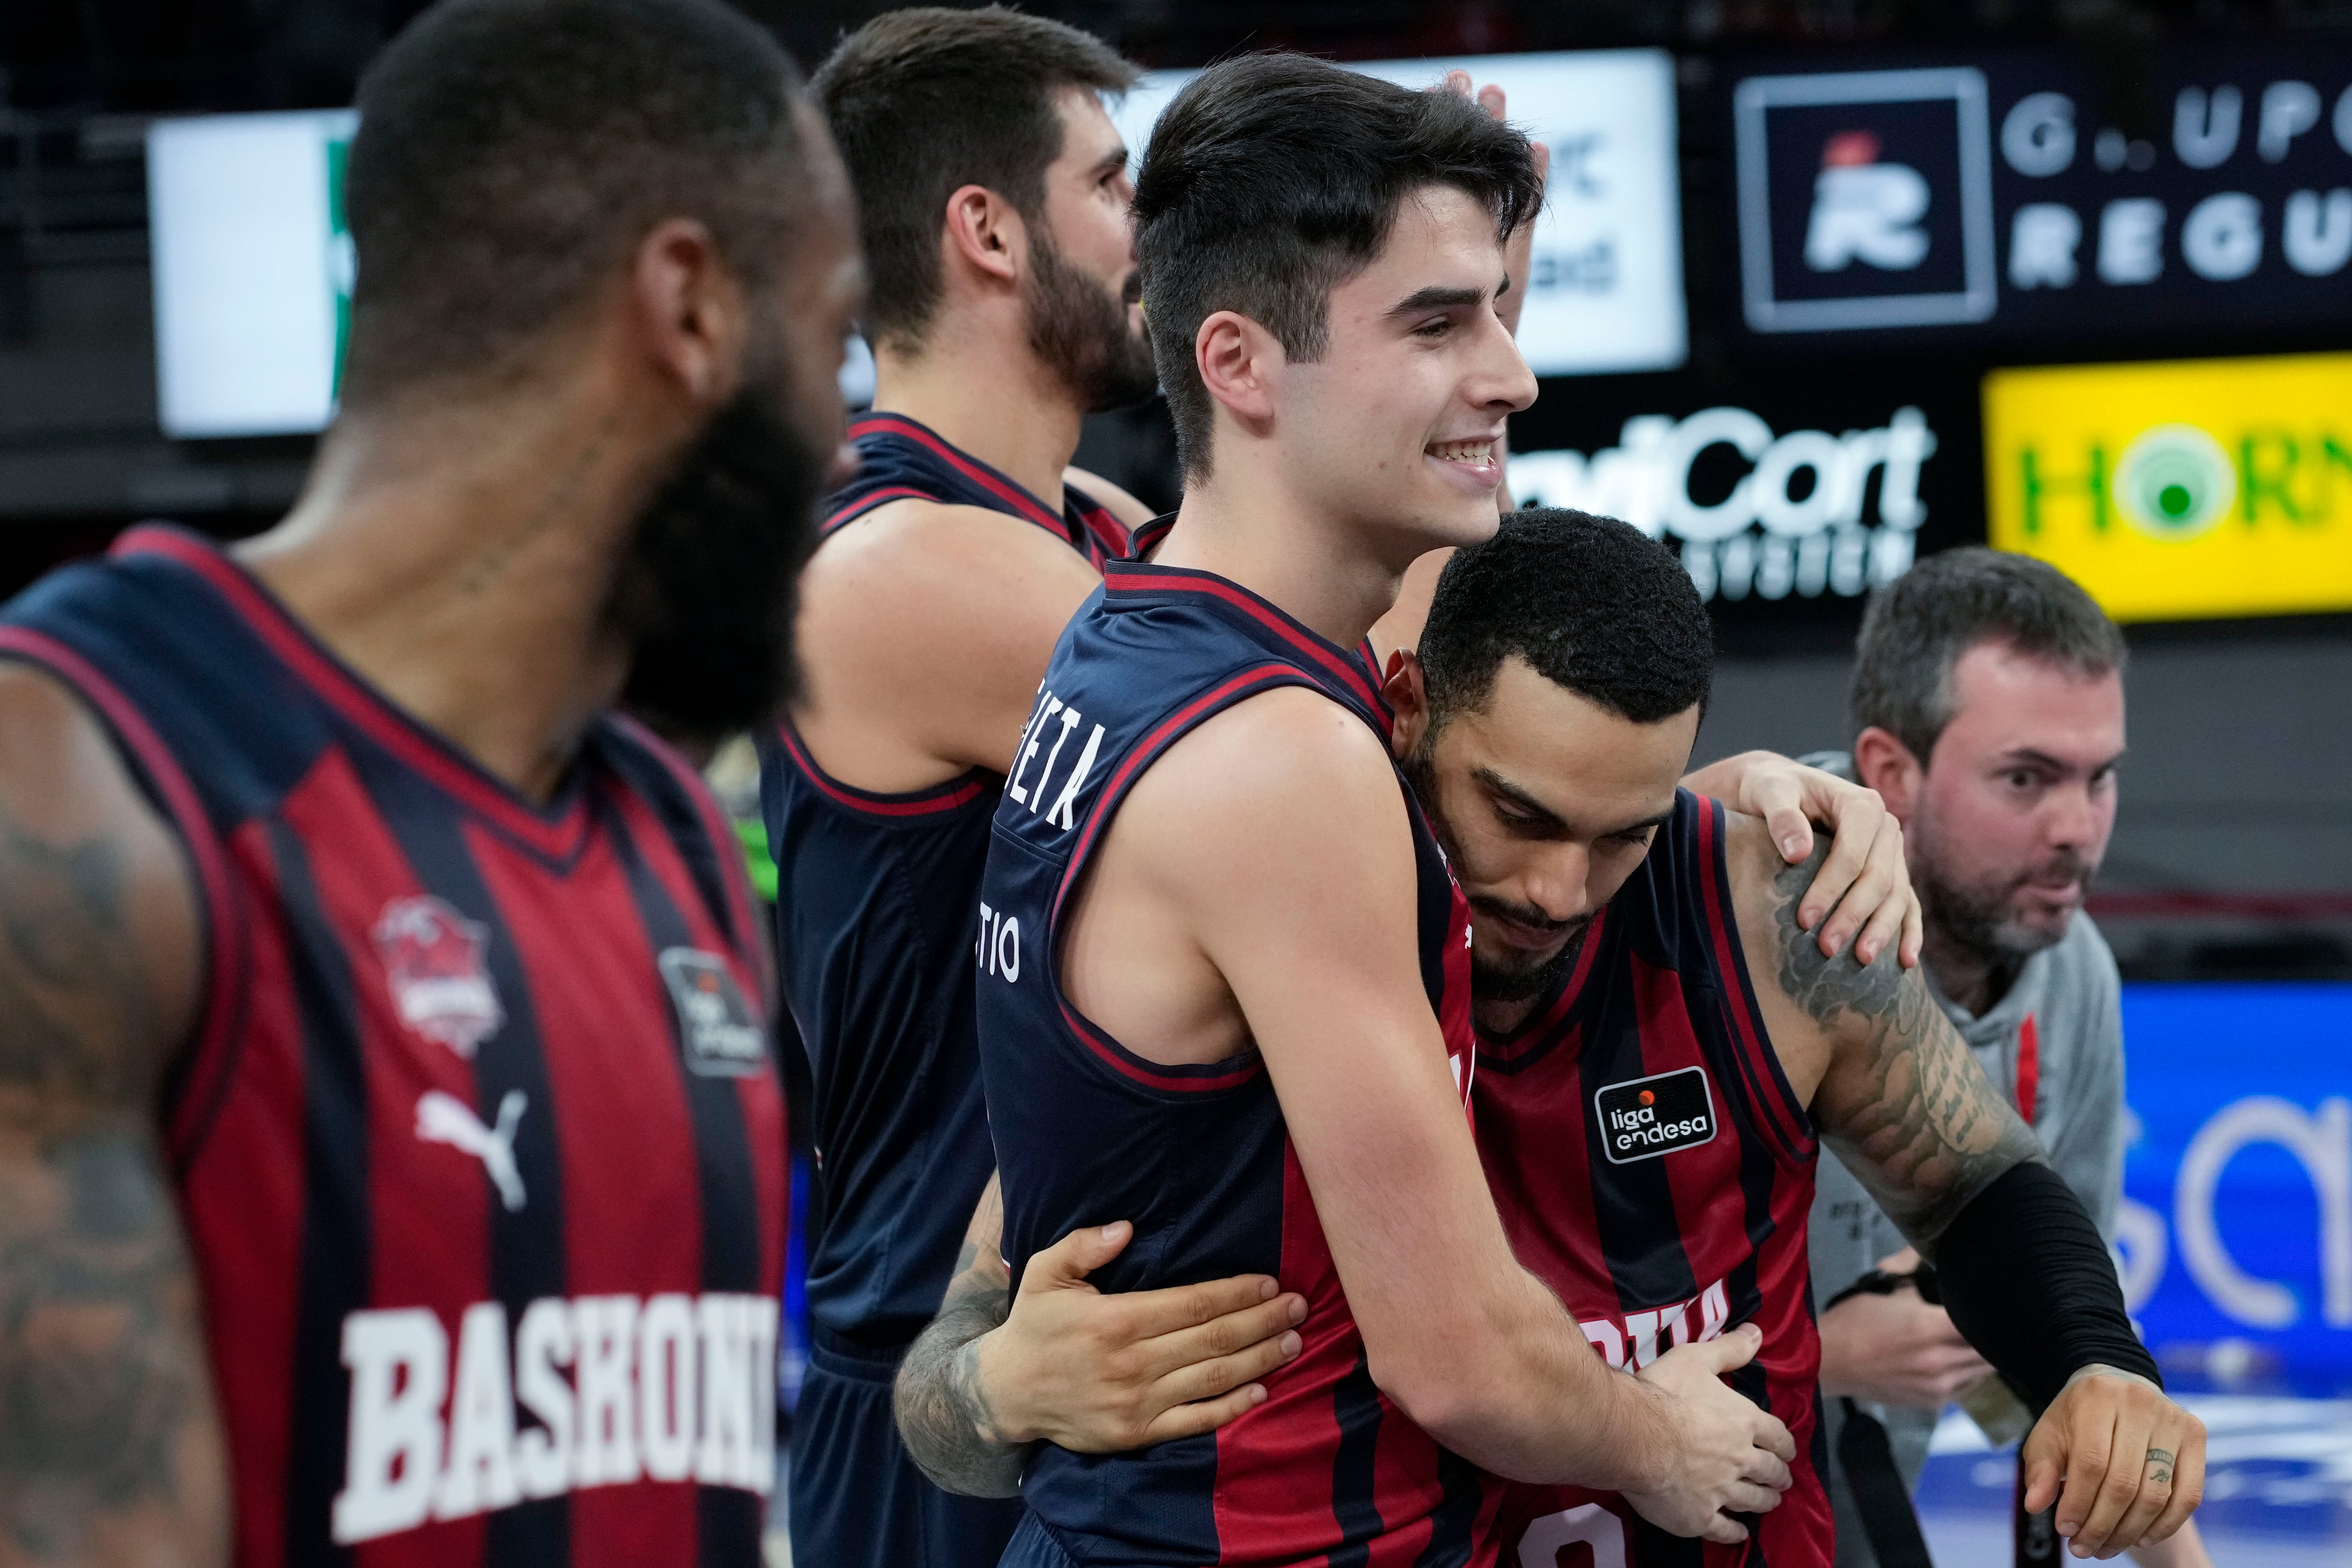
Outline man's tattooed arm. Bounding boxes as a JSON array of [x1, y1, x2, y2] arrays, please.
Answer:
[[1747, 833, 2043, 1252], [893, 1173, 1032, 1497], [0, 665, 223, 1564]]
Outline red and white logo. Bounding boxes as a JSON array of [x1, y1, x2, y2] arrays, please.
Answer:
[[374, 895, 505, 1058]]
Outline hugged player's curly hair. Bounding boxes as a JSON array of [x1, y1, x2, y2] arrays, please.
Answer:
[[1421, 507, 1716, 728]]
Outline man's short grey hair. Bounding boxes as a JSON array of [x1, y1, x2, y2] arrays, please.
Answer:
[[1851, 547, 2128, 765]]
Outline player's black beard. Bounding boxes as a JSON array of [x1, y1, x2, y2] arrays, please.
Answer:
[[1402, 744, 1591, 1006], [613, 373, 829, 748], [1025, 229, 1158, 413], [1466, 902, 1593, 1004]]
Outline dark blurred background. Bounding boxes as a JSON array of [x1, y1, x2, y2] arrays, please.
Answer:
[[4, 0, 2350, 985]]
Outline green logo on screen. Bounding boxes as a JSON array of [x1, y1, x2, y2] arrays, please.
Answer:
[[2115, 425, 2236, 541]]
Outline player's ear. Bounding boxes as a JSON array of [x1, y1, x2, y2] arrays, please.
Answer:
[[1385, 651, 1430, 762], [941, 183, 1022, 287], [1851, 725, 1923, 822], [629, 216, 745, 411], [1195, 310, 1279, 432]]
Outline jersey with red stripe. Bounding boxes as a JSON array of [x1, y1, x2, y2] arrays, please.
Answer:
[[1475, 791, 1831, 1568], [755, 413, 1125, 1348], [0, 526, 787, 1568], [977, 560, 1493, 1567]]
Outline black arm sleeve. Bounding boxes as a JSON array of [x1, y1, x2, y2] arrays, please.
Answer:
[[1934, 1159, 2161, 1412]]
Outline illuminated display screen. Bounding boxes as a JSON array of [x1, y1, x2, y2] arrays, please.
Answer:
[[1984, 351, 2352, 622]]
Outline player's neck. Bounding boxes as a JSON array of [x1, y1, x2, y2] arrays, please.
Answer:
[[1152, 455, 1421, 653], [238, 379, 665, 804], [871, 332, 1086, 511]]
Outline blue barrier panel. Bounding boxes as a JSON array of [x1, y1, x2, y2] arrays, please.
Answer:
[[2120, 982, 2352, 1390]]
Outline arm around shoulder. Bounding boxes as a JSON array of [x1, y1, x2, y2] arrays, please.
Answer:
[[1142, 693, 1681, 1488], [0, 660, 226, 1564]]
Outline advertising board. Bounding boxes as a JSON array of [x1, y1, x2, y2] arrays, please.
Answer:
[[1501, 363, 1986, 626], [1984, 350, 2352, 622], [1727, 46, 2352, 345], [2119, 983, 2352, 1386], [1112, 50, 1687, 378]]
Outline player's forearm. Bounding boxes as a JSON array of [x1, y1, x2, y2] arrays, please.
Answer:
[[892, 1280, 1033, 1497], [1372, 1269, 1673, 1491]]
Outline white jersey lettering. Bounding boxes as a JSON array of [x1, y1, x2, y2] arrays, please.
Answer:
[[330, 1292, 779, 1545]]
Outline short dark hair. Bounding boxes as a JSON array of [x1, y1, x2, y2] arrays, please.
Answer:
[[1420, 508, 1715, 729], [813, 7, 1136, 354], [342, 0, 810, 404], [1851, 547, 2128, 764], [1133, 53, 1542, 478]]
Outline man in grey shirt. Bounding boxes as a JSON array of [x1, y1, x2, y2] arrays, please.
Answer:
[[1804, 548, 2210, 1567]]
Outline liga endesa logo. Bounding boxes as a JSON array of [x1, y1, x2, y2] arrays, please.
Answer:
[[1984, 350, 2352, 622], [1592, 1065, 1717, 1165]]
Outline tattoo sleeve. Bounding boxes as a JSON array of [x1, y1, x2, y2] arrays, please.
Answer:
[[892, 1175, 1034, 1498], [1767, 849, 2043, 1253], [0, 804, 224, 1561]]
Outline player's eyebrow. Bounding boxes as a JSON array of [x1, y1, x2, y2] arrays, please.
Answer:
[[1996, 746, 2126, 774], [1389, 284, 1487, 316], [1473, 767, 1566, 830], [1091, 145, 1129, 179]]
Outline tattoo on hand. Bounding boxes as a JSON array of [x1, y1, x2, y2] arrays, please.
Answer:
[[1769, 850, 2040, 1246], [2146, 1447, 2174, 1485]]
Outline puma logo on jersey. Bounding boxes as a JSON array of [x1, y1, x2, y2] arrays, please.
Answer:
[[1592, 1065, 1716, 1164], [416, 1090, 528, 1211], [1578, 1278, 1732, 1369], [1007, 686, 1105, 830], [333, 1292, 778, 1544]]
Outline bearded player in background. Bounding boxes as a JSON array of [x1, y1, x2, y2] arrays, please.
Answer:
[[0, 0, 858, 1560]]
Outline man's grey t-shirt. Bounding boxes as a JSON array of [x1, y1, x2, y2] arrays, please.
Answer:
[[1797, 752, 2127, 1567]]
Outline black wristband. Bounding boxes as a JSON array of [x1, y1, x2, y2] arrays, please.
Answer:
[[1933, 1161, 2160, 1411]]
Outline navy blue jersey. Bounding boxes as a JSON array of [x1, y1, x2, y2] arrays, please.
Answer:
[[977, 559, 1495, 1568], [0, 526, 785, 1568], [1476, 791, 1830, 1567], [757, 412, 1128, 1345]]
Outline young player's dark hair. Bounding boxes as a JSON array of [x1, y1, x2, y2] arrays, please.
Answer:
[[813, 6, 1136, 353], [1420, 508, 1715, 728], [342, 0, 810, 405], [1851, 546, 2127, 764], [1133, 52, 1541, 478]]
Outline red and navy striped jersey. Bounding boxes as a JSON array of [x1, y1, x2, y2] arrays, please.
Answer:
[[755, 413, 1127, 1347], [0, 526, 787, 1568], [1476, 790, 1832, 1568], [977, 559, 1494, 1567]]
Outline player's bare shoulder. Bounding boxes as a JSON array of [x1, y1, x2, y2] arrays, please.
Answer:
[[801, 494, 1102, 626], [0, 658, 204, 1101], [792, 498, 1109, 780], [1108, 683, 1418, 942]]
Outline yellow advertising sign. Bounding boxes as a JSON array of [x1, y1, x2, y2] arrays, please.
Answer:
[[1983, 351, 2352, 622]]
